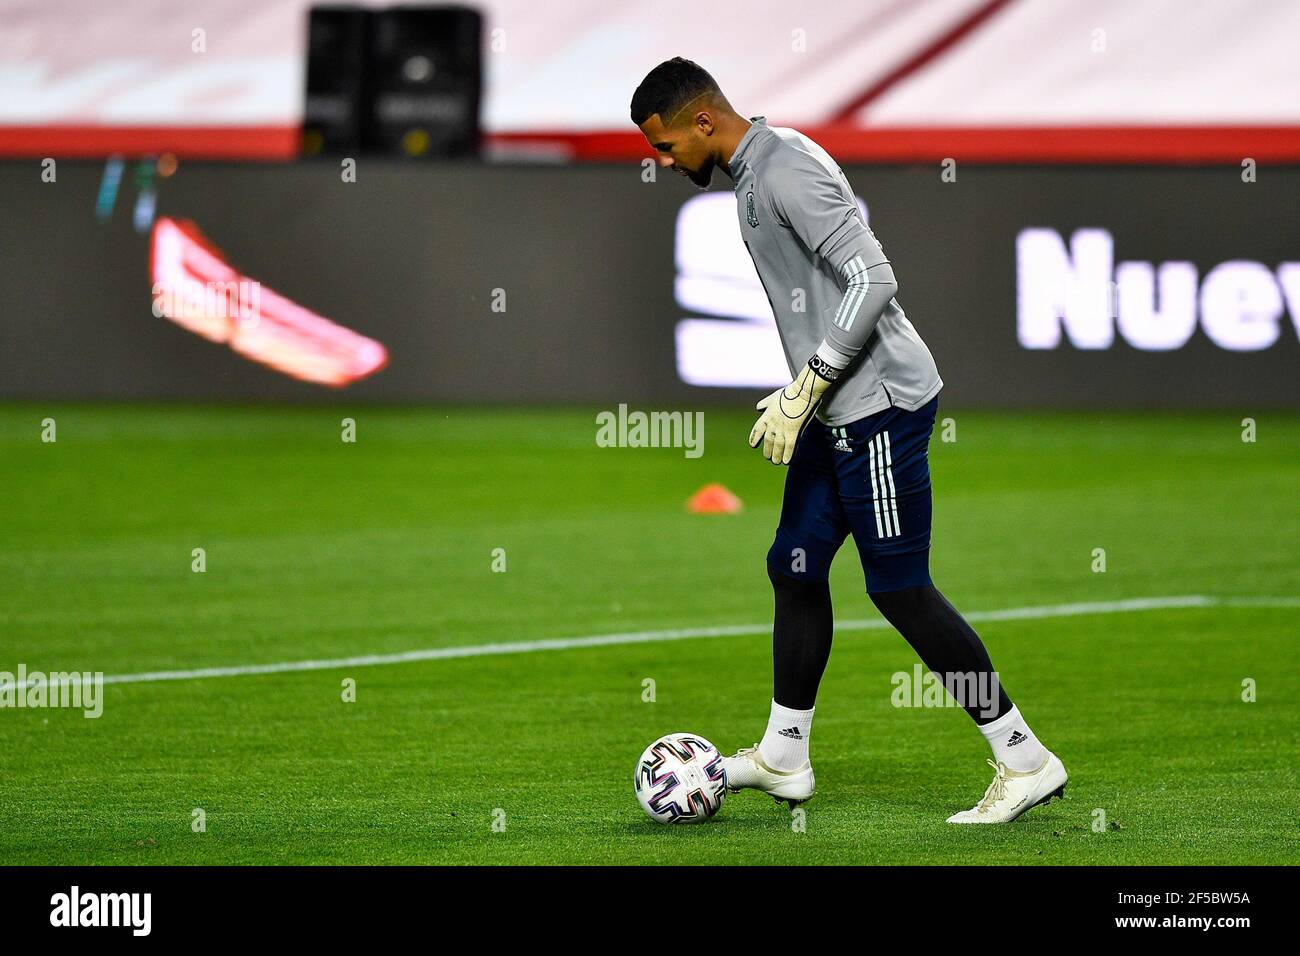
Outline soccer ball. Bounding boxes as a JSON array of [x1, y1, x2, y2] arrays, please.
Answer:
[[633, 733, 727, 824]]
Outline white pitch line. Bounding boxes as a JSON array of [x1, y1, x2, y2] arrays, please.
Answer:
[[1, 595, 1294, 690]]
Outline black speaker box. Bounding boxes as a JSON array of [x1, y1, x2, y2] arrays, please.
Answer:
[[303, 4, 483, 159]]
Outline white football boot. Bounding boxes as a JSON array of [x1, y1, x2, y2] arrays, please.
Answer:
[[722, 745, 816, 808], [947, 753, 1068, 824]]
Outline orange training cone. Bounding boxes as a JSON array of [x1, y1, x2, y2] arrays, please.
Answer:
[[687, 483, 743, 514]]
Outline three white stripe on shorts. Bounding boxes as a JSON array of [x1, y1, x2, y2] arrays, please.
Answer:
[[867, 431, 901, 538]]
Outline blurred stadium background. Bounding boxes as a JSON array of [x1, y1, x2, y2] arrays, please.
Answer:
[[4, 0, 1300, 407], [0, 0, 1296, 866]]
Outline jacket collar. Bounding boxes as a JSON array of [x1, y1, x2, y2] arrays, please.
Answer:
[[726, 116, 769, 184]]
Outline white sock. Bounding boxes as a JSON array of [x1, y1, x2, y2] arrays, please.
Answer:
[[978, 705, 1048, 772], [758, 699, 814, 771]]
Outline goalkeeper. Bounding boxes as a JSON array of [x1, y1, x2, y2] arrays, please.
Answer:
[[631, 58, 1067, 824]]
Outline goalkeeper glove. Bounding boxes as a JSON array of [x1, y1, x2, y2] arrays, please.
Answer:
[[748, 357, 838, 465]]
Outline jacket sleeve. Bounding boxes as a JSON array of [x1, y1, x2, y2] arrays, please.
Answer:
[[764, 153, 897, 371]]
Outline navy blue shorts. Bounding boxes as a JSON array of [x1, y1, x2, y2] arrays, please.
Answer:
[[767, 396, 939, 593]]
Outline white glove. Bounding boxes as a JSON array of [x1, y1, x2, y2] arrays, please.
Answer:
[[748, 362, 834, 465]]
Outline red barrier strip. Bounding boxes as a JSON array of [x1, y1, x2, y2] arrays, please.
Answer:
[[490, 127, 1300, 165], [0, 125, 300, 160], [2, 124, 1299, 164]]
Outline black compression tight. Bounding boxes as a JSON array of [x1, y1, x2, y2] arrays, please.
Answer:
[[868, 584, 1012, 725], [768, 567, 1012, 724], [769, 565, 834, 711]]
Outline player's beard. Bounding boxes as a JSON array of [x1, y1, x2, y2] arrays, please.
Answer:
[[683, 156, 715, 189]]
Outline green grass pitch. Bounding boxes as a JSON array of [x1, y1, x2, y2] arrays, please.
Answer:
[[0, 404, 1296, 865]]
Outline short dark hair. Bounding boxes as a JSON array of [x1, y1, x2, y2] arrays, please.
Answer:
[[630, 57, 721, 126]]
